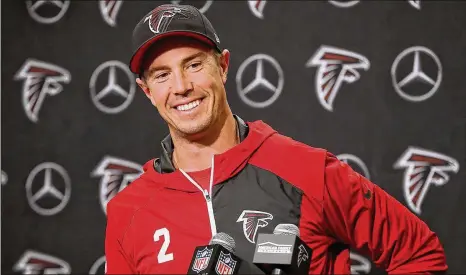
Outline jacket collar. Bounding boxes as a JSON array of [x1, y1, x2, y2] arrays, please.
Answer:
[[155, 115, 249, 173]]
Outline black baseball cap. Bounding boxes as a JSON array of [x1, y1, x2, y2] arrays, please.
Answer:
[[129, 4, 222, 75]]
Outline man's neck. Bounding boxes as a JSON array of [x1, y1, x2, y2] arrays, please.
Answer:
[[170, 113, 238, 172]]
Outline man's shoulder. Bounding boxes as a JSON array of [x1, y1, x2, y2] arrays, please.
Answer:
[[261, 132, 343, 175], [249, 132, 334, 199], [262, 132, 328, 159]]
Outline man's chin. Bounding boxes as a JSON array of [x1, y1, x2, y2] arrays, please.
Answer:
[[172, 120, 211, 138]]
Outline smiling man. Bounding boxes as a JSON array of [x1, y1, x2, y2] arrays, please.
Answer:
[[104, 3, 448, 274], [135, 34, 235, 171]]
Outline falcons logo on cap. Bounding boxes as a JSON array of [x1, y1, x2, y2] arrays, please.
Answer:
[[236, 210, 273, 243], [13, 250, 71, 274], [394, 147, 459, 215], [306, 46, 370, 112], [92, 156, 143, 214], [297, 244, 309, 267], [14, 59, 71, 123], [144, 6, 190, 34], [99, 0, 123, 27]]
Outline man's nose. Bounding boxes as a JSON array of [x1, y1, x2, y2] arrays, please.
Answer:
[[172, 71, 193, 95]]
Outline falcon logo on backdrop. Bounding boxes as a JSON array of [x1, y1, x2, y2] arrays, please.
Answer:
[[394, 147, 459, 215], [248, 0, 267, 19], [237, 210, 273, 243], [306, 46, 370, 112], [13, 250, 71, 274], [14, 59, 71, 123], [26, 0, 70, 24], [92, 156, 143, 215], [144, 6, 190, 34], [297, 244, 309, 267], [350, 252, 372, 274], [171, 0, 213, 14], [99, 0, 124, 27]]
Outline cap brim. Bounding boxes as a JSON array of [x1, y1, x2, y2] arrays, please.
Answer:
[[129, 31, 218, 75]]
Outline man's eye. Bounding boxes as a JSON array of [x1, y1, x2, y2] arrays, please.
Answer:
[[155, 72, 169, 79], [189, 62, 202, 70]]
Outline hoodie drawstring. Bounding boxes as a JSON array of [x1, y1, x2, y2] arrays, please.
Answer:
[[179, 155, 217, 238]]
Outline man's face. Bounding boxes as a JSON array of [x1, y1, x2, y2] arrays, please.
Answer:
[[136, 37, 230, 138]]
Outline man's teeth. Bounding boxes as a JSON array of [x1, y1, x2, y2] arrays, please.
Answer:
[[176, 100, 201, 111]]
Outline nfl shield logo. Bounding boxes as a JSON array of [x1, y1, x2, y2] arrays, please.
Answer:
[[192, 247, 213, 273], [215, 251, 237, 275]]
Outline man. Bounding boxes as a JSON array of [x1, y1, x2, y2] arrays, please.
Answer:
[[105, 3, 447, 274]]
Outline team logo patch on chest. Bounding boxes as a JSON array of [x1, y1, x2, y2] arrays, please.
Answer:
[[215, 251, 237, 275], [192, 247, 213, 273], [236, 210, 273, 243]]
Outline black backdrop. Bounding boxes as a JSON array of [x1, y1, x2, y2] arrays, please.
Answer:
[[2, 0, 465, 274]]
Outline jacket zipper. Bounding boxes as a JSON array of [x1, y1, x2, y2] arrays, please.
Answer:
[[203, 190, 217, 236], [178, 156, 218, 237]]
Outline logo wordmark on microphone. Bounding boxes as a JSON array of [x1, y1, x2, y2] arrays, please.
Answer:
[[257, 242, 293, 254], [215, 251, 237, 275], [192, 247, 213, 273]]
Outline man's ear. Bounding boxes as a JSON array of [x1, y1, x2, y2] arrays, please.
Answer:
[[136, 77, 156, 106], [219, 49, 230, 84]]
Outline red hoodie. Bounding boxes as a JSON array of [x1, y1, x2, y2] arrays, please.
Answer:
[[105, 117, 447, 274]]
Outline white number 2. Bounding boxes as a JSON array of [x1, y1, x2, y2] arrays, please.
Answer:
[[153, 228, 174, 263]]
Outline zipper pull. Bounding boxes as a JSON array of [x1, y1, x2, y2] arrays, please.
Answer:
[[204, 190, 211, 201]]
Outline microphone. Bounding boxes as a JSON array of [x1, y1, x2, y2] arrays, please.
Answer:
[[252, 224, 313, 275], [187, 232, 242, 275]]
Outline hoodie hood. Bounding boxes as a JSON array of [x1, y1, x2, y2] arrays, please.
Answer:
[[155, 115, 250, 174], [140, 115, 277, 192]]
